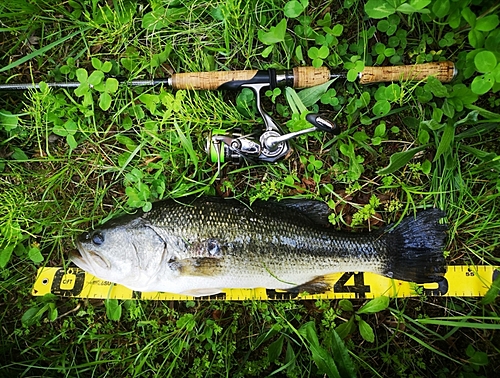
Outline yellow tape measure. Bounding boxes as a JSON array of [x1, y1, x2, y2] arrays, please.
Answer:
[[32, 266, 499, 300]]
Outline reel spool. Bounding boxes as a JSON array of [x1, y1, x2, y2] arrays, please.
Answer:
[[206, 82, 340, 172], [207, 113, 340, 167]]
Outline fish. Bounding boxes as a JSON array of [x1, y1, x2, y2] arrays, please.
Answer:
[[71, 196, 447, 297]]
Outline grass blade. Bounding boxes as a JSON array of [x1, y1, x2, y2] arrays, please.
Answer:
[[0, 27, 89, 73]]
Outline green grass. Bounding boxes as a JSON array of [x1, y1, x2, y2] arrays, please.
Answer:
[[1, 0, 500, 376]]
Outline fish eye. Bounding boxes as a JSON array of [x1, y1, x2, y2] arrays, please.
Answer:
[[91, 231, 105, 246]]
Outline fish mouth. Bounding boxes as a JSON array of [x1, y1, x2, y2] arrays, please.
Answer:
[[72, 241, 111, 271]]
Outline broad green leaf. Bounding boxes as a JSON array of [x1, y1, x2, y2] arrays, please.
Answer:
[[284, 0, 306, 18], [88, 70, 104, 86], [105, 299, 122, 321], [0, 110, 19, 131], [21, 307, 40, 326], [338, 299, 354, 312], [357, 296, 389, 314], [425, 76, 448, 97], [298, 321, 319, 347], [101, 61, 113, 73], [326, 329, 356, 378], [142, 202, 152, 212], [318, 45, 329, 58], [346, 68, 358, 82], [358, 319, 375, 342], [105, 78, 119, 93], [397, 0, 430, 14], [374, 122, 386, 138], [385, 83, 401, 101], [461, 7, 476, 27], [285, 87, 307, 114], [99, 92, 112, 111], [308, 46, 320, 59], [471, 73, 494, 95], [453, 110, 479, 127], [12, 147, 29, 161], [295, 45, 304, 61], [261, 45, 273, 58], [432, 0, 449, 18], [116, 134, 137, 151], [258, 19, 287, 45], [297, 79, 335, 107], [300, 322, 341, 378], [311, 345, 341, 378], [74, 83, 89, 97], [474, 51, 497, 73], [335, 317, 355, 339], [442, 100, 455, 118], [0, 243, 16, 268], [52, 124, 68, 137], [377, 145, 428, 175], [421, 159, 432, 174], [468, 349, 489, 367], [396, 4, 418, 14], [475, 14, 499, 32], [141, 7, 186, 31], [268, 335, 284, 363], [364, 0, 395, 19], [48, 306, 58, 321], [468, 29, 484, 48], [75, 68, 88, 83], [91, 57, 102, 70], [433, 121, 454, 162], [66, 134, 78, 151], [409, 0, 431, 10], [28, 247, 44, 264], [372, 100, 391, 116], [64, 120, 78, 134], [331, 24, 343, 36]]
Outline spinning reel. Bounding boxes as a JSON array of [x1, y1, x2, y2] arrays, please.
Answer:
[[207, 83, 340, 167]]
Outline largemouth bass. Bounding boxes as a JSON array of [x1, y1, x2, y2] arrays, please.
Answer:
[[72, 197, 447, 296]]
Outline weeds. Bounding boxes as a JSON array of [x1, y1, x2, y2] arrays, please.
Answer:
[[1, 0, 500, 376]]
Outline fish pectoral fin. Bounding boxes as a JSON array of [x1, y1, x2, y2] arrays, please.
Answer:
[[285, 276, 331, 295], [169, 257, 223, 277]]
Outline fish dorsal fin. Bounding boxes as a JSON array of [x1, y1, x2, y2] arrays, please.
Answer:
[[276, 199, 332, 227]]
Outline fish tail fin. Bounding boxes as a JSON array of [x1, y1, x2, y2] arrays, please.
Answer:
[[382, 209, 447, 283]]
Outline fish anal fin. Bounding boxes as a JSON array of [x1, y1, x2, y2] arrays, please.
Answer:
[[285, 276, 330, 295], [180, 288, 225, 296]]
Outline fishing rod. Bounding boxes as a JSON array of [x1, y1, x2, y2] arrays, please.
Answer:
[[0, 61, 456, 91], [1, 62, 456, 165]]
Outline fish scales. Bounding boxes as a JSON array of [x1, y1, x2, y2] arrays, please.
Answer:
[[72, 197, 447, 296], [145, 200, 386, 274]]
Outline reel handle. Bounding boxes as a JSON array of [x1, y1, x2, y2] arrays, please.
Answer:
[[305, 114, 339, 134]]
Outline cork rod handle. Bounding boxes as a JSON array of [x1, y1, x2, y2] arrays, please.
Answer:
[[359, 61, 456, 84], [171, 70, 260, 90], [169, 62, 455, 90], [171, 67, 332, 90]]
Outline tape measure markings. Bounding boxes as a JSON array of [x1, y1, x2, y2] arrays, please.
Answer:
[[32, 266, 499, 300]]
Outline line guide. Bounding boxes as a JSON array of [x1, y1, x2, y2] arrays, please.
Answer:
[[32, 266, 499, 301]]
